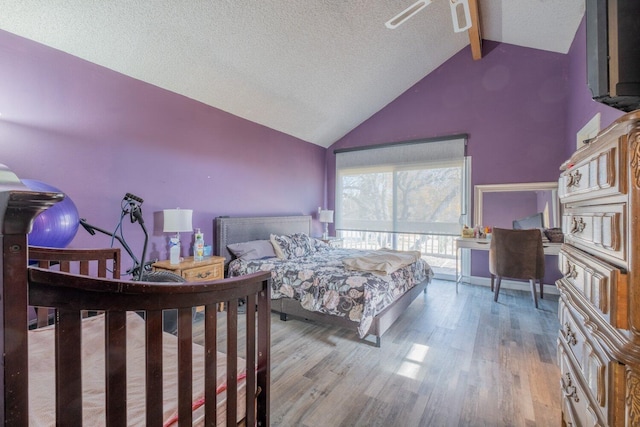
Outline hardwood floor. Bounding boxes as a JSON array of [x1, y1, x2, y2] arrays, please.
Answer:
[[199, 279, 562, 426]]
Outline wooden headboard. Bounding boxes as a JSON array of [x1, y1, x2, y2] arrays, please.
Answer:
[[216, 215, 312, 263]]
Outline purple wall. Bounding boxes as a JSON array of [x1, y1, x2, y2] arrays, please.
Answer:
[[483, 190, 556, 230], [327, 19, 628, 284], [329, 41, 570, 191], [1, 16, 627, 284], [483, 192, 539, 229], [328, 41, 570, 282], [0, 30, 326, 275]]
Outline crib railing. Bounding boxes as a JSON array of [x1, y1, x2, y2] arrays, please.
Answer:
[[27, 267, 271, 426], [28, 245, 121, 327]]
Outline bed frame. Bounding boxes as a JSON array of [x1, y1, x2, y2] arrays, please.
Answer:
[[0, 164, 271, 426], [216, 215, 430, 347]]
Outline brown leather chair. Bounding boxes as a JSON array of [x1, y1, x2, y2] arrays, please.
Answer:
[[489, 227, 545, 308]]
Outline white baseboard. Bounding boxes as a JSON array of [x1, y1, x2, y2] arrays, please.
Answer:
[[460, 275, 560, 295]]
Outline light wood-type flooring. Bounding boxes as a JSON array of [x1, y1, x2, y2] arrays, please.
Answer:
[[196, 279, 561, 426]]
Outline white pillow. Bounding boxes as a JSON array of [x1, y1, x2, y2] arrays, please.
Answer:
[[269, 234, 287, 259]]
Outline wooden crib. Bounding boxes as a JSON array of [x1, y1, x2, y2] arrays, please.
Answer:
[[0, 164, 270, 426]]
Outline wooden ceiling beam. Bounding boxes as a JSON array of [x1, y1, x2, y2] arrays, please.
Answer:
[[467, 0, 482, 60]]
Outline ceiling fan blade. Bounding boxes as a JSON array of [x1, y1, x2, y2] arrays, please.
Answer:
[[385, 0, 433, 29]]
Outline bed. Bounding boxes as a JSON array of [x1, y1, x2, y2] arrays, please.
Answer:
[[0, 165, 271, 426], [216, 215, 433, 347]]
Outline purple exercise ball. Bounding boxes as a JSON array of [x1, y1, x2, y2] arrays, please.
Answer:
[[22, 179, 80, 248]]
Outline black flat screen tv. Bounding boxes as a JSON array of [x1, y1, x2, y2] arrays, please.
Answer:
[[586, 0, 640, 112], [512, 212, 545, 230]]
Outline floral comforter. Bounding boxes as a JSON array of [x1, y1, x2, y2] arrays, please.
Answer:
[[228, 248, 433, 338]]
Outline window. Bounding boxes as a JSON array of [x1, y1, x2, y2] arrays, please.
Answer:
[[335, 135, 469, 278]]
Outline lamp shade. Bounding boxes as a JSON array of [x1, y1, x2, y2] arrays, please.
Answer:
[[163, 209, 193, 233], [319, 209, 334, 224]]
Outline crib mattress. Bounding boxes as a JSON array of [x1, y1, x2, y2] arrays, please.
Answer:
[[28, 312, 247, 426]]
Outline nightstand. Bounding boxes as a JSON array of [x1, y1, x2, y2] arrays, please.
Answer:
[[321, 237, 343, 248], [152, 255, 225, 282], [152, 256, 225, 310]]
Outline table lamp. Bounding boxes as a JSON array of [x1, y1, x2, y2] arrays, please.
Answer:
[[163, 208, 193, 264], [318, 208, 334, 240]]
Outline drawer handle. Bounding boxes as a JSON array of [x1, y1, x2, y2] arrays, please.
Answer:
[[563, 322, 577, 346], [564, 262, 578, 279], [570, 217, 585, 234], [561, 372, 579, 403], [566, 170, 582, 188], [196, 271, 212, 279]]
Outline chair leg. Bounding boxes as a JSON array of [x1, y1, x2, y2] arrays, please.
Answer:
[[539, 280, 544, 299], [493, 276, 502, 302], [530, 279, 539, 308], [490, 274, 495, 291]]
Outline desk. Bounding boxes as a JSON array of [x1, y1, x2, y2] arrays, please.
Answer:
[[455, 237, 562, 292]]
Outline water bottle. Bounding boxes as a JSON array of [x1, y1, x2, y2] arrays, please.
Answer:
[[194, 229, 205, 261], [169, 236, 180, 264]]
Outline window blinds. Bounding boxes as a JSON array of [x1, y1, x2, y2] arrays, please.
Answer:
[[335, 135, 466, 169], [335, 135, 467, 235]]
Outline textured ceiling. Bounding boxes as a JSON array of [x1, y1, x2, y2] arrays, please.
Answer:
[[0, 0, 585, 147]]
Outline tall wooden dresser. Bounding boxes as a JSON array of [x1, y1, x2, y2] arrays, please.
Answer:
[[556, 111, 640, 426]]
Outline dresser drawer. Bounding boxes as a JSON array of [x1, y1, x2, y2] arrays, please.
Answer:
[[562, 203, 626, 268], [559, 300, 587, 372], [559, 135, 626, 205], [558, 332, 628, 427], [181, 263, 223, 282], [558, 345, 604, 427], [559, 300, 612, 409], [557, 245, 628, 329], [557, 111, 640, 426]]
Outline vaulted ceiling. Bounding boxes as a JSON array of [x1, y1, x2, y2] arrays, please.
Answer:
[[0, 1, 585, 147]]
